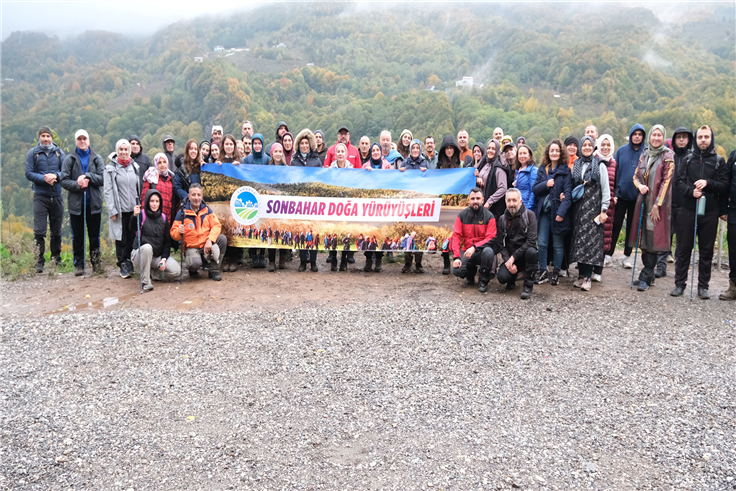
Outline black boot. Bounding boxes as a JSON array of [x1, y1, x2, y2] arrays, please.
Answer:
[[442, 254, 451, 275], [298, 261, 307, 272], [401, 253, 413, 273], [520, 272, 535, 299], [310, 257, 318, 272], [374, 254, 382, 273], [339, 257, 347, 271], [414, 253, 424, 274], [278, 250, 287, 270], [363, 254, 373, 272], [478, 268, 490, 293]]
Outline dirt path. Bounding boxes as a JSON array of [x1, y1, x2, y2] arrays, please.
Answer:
[[2, 253, 731, 317]]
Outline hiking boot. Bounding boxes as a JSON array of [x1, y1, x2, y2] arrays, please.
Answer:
[[374, 256, 382, 273], [697, 288, 710, 300], [347, 253, 355, 264], [268, 261, 276, 272], [92, 263, 104, 274], [298, 261, 307, 272], [339, 262, 347, 272], [622, 256, 633, 269], [414, 262, 424, 274], [364, 258, 373, 272], [75, 265, 84, 276], [209, 269, 222, 281], [655, 264, 667, 278], [550, 269, 560, 286], [505, 280, 516, 291], [478, 281, 488, 294], [520, 284, 533, 300], [581, 278, 592, 291], [466, 275, 476, 287], [637, 280, 649, 292], [535, 270, 548, 284], [719, 280, 736, 301], [310, 260, 318, 272], [35, 260, 45, 274], [670, 285, 685, 297], [401, 254, 413, 274], [442, 255, 451, 275], [189, 270, 200, 278]]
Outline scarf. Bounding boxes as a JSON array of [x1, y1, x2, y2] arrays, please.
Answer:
[[644, 124, 667, 174], [478, 139, 501, 172], [572, 136, 600, 184], [118, 157, 132, 168]]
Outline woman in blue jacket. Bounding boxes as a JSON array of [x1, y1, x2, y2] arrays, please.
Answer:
[[532, 140, 573, 285], [513, 144, 538, 211]]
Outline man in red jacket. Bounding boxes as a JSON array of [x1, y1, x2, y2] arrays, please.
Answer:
[[323, 125, 362, 169], [452, 187, 498, 293]]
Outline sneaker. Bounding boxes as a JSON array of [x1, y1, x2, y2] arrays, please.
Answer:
[[478, 281, 488, 294], [573, 276, 585, 288], [697, 288, 710, 300], [550, 270, 560, 286], [622, 257, 633, 269], [35, 260, 45, 273], [670, 285, 684, 297], [603, 255, 613, 268], [74, 265, 84, 277], [592, 273, 602, 283], [143, 283, 154, 292], [581, 278, 592, 291], [559, 269, 568, 277], [637, 281, 649, 292], [120, 262, 132, 278], [655, 265, 666, 278], [535, 270, 548, 285], [209, 270, 222, 281], [666, 255, 674, 264]]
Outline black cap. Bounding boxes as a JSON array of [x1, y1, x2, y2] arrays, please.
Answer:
[[163, 134, 175, 143], [337, 125, 350, 133]]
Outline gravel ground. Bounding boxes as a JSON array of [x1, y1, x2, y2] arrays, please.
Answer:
[[2, 287, 734, 490]]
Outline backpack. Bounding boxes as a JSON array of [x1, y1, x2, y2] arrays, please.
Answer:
[[497, 210, 530, 244]]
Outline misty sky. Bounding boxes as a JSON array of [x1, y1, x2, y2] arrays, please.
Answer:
[[1, 1, 259, 40]]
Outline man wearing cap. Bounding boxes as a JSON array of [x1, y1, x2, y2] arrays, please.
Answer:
[[210, 126, 224, 150], [25, 125, 65, 273], [501, 137, 516, 163], [162, 135, 181, 173], [60, 130, 105, 275], [323, 125, 362, 169], [129, 135, 152, 187]]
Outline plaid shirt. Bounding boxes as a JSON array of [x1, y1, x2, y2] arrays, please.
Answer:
[[142, 173, 174, 224]]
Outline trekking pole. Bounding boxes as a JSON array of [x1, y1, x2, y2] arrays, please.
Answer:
[[630, 203, 644, 288], [136, 196, 143, 294], [689, 199, 699, 301], [82, 191, 86, 279], [178, 201, 186, 281]]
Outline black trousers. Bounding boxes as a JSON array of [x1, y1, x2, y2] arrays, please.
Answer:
[[33, 194, 64, 261], [729, 221, 736, 283], [639, 251, 658, 286], [70, 209, 101, 267], [115, 211, 135, 267], [497, 248, 538, 286], [452, 247, 495, 282], [610, 198, 637, 257], [674, 208, 719, 289]]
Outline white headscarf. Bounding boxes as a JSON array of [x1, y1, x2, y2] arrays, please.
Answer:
[[595, 134, 616, 162]]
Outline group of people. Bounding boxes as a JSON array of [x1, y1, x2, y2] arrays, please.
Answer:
[[26, 120, 736, 301]]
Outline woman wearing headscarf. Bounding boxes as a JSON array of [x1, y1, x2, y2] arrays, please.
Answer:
[[242, 134, 271, 165], [437, 135, 461, 169], [628, 125, 675, 292], [362, 143, 392, 170], [104, 138, 141, 278], [141, 153, 175, 229], [595, 134, 618, 277], [532, 140, 572, 285], [570, 135, 610, 291], [483, 140, 512, 219], [281, 132, 295, 165], [174, 139, 201, 203], [471, 142, 485, 168], [513, 143, 538, 211], [397, 129, 413, 159]]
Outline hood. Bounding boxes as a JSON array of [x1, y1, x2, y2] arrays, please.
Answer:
[[251, 133, 265, 158], [129, 135, 142, 157], [144, 188, 163, 220], [692, 126, 716, 158], [515, 137, 526, 146], [275, 121, 289, 140], [294, 128, 317, 152], [439, 134, 459, 153], [628, 124, 646, 149], [472, 142, 486, 158], [162, 134, 175, 146], [671, 126, 693, 155], [410, 138, 422, 154]]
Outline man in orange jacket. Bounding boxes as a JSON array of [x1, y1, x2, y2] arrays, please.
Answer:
[[170, 183, 226, 281]]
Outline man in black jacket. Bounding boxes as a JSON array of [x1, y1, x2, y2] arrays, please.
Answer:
[[487, 188, 538, 299], [130, 189, 181, 291], [656, 127, 692, 278], [25, 125, 65, 272], [671, 126, 730, 299], [129, 135, 152, 188], [719, 149, 736, 301], [60, 130, 105, 275]]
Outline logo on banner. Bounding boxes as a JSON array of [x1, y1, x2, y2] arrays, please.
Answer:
[[230, 186, 261, 225]]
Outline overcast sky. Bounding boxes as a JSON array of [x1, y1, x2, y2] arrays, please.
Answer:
[[1, 1, 260, 40]]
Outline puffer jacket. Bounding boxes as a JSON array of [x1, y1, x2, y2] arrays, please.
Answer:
[[450, 205, 497, 259], [601, 157, 617, 252], [128, 189, 171, 258], [25, 142, 65, 197], [514, 164, 537, 211]]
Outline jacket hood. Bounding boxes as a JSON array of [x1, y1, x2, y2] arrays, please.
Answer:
[[672, 126, 693, 155], [439, 134, 459, 153], [515, 137, 526, 146], [162, 134, 175, 145], [472, 142, 486, 158], [144, 188, 163, 220], [294, 128, 317, 152], [275, 121, 289, 140], [692, 126, 716, 158], [410, 138, 422, 153], [628, 124, 646, 145]]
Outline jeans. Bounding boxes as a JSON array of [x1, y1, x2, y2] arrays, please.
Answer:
[[537, 211, 565, 271]]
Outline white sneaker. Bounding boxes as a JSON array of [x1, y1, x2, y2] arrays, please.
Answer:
[[623, 257, 633, 269], [581, 278, 592, 291], [592, 273, 602, 283], [573, 276, 585, 288], [604, 255, 612, 268], [667, 255, 674, 264], [559, 269, 568, 277]]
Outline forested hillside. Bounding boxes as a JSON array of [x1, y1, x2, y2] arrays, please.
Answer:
[[2, 2, 735, 227]]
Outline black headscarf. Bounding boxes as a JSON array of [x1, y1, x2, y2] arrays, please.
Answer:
[[144, 189, 163, 221]]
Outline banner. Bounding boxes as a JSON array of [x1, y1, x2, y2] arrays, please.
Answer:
[[201, 163, 476, 252]]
